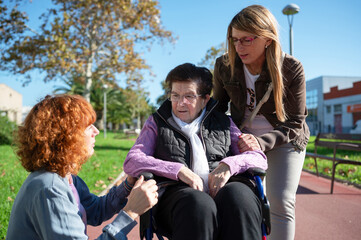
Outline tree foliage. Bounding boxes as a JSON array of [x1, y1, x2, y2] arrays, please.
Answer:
[[123, 74, 153, 129], [0, 114, 17, 145], [0, 0, 176, 101], [156, 79, 168, 106], [198, 42, 226, 73], [53, 75, 134, 128]]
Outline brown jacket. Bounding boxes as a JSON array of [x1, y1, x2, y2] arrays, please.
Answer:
[[213, 53, 310, 152]]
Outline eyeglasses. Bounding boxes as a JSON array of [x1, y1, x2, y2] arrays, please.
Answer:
[[169, 93, 202, 104], [229, 36, 258, 46]]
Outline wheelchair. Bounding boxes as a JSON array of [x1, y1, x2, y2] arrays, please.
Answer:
[[139, 167, 271, 240]]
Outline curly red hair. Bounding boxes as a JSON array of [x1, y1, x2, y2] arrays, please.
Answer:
[[15, 94, 96, 177]]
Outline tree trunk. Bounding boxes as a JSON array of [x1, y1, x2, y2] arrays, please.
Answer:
[[83, 53, 95, 102], [83, 76, 92, 102]]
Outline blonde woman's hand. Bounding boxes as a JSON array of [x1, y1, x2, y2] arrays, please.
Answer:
[[177, 166, 204, 191], [123, 175, 158, 220], [208, 163, 231, 198], [238, 133, 261, 152]]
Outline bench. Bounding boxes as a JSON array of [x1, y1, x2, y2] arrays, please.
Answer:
[[305, 133, 361, 193]]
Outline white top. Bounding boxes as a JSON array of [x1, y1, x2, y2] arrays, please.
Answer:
[[242, 65, 273, 136]]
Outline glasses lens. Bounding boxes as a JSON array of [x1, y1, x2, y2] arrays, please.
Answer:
[[185, 95, 196, 103], [170, 94, 179, 102], [243, 37, 255, 46], [170, 94, 200, 103], [230, 37, 256, 46], [230, 38, 238, 46]]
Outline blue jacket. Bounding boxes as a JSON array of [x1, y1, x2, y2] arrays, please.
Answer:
[[6, 171, 136, 240]]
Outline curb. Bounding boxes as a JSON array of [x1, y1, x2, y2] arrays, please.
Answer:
[[302, 168, 361, 190], [99, 171, 126, 196]]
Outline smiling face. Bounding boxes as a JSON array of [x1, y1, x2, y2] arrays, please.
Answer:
[[231, 28, 271, 74], [171, 81, 210, 123], [84, 124, 99, 156]]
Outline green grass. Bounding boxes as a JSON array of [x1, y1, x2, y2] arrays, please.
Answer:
[[0, 145, 28, 240], [0, 131, 135, 240], [304, 136, 361, 186]]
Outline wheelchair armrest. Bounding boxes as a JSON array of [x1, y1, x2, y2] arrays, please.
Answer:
[[246, 167, 266, 177], [139, 172, 179, 189]]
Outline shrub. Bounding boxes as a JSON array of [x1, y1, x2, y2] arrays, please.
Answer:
[[0, 115, 17, 145]]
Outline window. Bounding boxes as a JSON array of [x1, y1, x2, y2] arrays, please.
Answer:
[[306, 89, 318, 109], [334, 104, 342, 113], [326, 105, 331, 114]]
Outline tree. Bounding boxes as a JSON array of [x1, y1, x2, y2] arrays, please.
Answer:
[[198, 42, 226, 73], [124, 73, 153, 129], [53, 75, 134, 129], [107, 89, 133, 128], [0, 0, 176, 101], [156, 80, 168, 106]]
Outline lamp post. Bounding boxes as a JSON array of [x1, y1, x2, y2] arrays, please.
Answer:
[[282, 3, 300, 56], [103, 84, 108, 138]]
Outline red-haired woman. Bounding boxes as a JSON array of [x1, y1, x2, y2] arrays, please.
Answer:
[[7, 94, 158, 240]]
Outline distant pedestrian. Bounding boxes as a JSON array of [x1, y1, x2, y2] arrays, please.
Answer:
[[213, 5, 310, 240]]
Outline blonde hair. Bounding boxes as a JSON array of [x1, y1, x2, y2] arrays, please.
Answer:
[[225, 5, 286, 122]]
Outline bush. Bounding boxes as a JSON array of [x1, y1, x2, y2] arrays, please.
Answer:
[[0, 115, 17, 145]]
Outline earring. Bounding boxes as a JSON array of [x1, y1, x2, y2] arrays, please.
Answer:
[[265, 45, 268, 49]]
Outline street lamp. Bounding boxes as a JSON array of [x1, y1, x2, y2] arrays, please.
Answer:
[[103, 84, 108, 138], [282, 3, 300, 56]]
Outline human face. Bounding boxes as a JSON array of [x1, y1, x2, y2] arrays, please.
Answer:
[[84, 124, 99, 156], [231, 28, 271, 73], [171, 81, 209, 123]]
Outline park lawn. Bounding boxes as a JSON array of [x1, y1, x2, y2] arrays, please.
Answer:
[[303, 136, 361, 186], [0, 144, 28, 240], [0, 131, 135, 240]]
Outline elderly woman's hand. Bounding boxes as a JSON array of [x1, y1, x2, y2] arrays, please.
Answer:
[[123, 175, 158, 220], [177, 166, 204, 191], [208, 163, 231, 198], [238, 133, 261, 152]]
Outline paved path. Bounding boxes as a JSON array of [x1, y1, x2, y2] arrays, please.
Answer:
[[295, 171, 361, 240], [88, 171, 361, 240]]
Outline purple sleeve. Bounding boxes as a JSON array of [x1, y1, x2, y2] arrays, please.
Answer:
[[220, 117, 268, 175], [123, 115, 184, 180]]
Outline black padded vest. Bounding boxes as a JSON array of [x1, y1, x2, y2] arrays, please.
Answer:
[[152, 98, 232, 173]]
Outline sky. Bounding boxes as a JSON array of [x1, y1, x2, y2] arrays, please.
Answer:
[[1, 0, 361, 108]]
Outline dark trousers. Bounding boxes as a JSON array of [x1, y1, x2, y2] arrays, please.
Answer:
[[153, 182, 262, 240]]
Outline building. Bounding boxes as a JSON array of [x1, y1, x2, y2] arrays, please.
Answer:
[[306, 76, 361, 135], [0, 83, 23, 125]]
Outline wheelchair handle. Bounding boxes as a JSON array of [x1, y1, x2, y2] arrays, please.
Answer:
[[139, 172, 154, 181]]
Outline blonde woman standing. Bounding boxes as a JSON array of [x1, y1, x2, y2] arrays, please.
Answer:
[[213, 5, 310, 240]]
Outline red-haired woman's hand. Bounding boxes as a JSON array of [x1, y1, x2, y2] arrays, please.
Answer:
[[123, 176, 158, 220]]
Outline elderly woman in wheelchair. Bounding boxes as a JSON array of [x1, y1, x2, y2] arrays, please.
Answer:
[[124, 63, 268, 240]]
